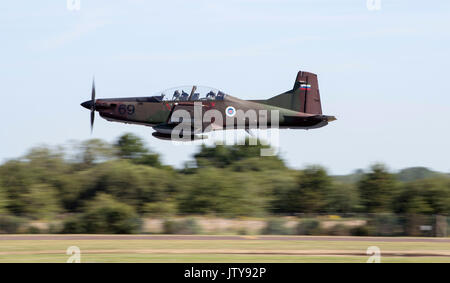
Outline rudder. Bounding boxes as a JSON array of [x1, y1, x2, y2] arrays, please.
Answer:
[[266, 70, 322, 115]]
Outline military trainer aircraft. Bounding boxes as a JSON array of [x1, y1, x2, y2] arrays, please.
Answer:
[[81, 70, 336, 140]]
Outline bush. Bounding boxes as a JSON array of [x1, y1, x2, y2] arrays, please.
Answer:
[[350, 225, 370, 236], [162, 219, 178, 234], [162, 218, 202, 234], [0, 215, 27, 234], [62, 215, 86, 234], [367, 214, 403, 236], [176, 218, 202, 234], [295, 219, 322, 235], [262, 218, 291, 235], [48, 222, 63, 234], [143, 201, 177, 217], [327, 224, 350, 236], [26, 226, 41, 234], [61, 194, 141, 234], [83, 194, 141, 234], [237, 228, 248, 235]]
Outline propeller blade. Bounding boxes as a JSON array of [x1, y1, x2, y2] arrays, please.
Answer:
[[90, 109, 95, 133], [90, 77, 96, 133], [91, 78, 96, 103]]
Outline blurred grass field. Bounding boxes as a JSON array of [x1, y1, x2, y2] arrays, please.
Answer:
[[0, 235, 449, 263]]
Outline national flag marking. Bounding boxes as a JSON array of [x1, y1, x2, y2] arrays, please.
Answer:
[[300, 84, 311, 90]]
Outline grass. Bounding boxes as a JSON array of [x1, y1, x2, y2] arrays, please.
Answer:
[[0, 235, 449, 263], [2, 254, 450, 263]]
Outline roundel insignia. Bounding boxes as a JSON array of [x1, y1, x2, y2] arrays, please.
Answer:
[[225, 106, 236, 117]]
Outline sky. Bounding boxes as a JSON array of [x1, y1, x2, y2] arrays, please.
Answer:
[[1, 0, 449, 174]]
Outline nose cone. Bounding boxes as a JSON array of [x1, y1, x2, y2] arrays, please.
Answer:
[[81, 100, 93, 110]]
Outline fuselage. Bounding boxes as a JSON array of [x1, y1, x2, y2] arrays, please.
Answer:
[[83, 94, 331, 131], [81, 72, 336, 138]]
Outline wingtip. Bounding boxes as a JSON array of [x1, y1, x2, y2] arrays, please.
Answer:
[[327, 116, 337, 122]]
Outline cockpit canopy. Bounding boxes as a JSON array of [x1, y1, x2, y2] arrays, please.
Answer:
[[153, 86, 226, 102]]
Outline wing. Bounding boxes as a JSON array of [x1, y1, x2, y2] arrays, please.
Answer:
[[153, 101, 222, 139], [153, 102, 203, 137], [165, 102, 197, 124]]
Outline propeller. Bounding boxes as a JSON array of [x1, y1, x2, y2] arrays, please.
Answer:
[[80, 77, 97, 133], [90, 78, 96, 133]]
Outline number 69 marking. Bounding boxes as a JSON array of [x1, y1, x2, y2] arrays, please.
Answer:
[[118, 104, 135, 115]]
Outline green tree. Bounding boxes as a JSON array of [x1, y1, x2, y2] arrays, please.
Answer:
[[0, 147, 69, 216], [115, 133, 148, 159], [285, 166, 333, 213], [0, 158, 62, 218], [422, 179, 450, 214], [230, 157, 286, 172], [265, 171, 298, 214], [396, 167, 440, 182], [0, 160, 35, 215], [143, 201, 177, 216], [394, 178, 450, 214], [23, 146, 71, 188], [55, 169, 96, 212], [24, 184, 61, 219], [80, 193, 140, 234], [24, 146, 67, 170], [325, 182, 360, 213], [357, 164, 398, 213], [74, 160, 173, 213], [0, 183, 7, 214], [76, 139, 115, 167], [194, 139, 281, 169], [115, 133, 161, 167], [194, 144, 236, 168], [177, 168, 266, 216], [134, 153, 161, 167]]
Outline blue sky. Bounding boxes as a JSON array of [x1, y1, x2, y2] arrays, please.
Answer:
[[1, 0, 449, 174]]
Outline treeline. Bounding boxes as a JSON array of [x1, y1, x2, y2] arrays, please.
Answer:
[[0, 133, 449, 234]]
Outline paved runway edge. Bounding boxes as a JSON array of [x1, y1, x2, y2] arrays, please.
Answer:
[[0, 235, 449, 242]]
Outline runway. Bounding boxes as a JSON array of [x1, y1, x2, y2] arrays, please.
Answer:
[[1, 235, 449, 242]]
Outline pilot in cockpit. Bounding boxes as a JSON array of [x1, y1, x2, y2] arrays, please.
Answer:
[[206, 91, 216, 100], [172, 90, 180, 100], [216, 91, 225, 100], [191, 93, 200, 100], [181, 91, 189, 101]]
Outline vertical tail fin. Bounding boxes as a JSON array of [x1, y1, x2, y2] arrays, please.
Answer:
[[266, 70, 322, 114], [293, 71, 322, 114]]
